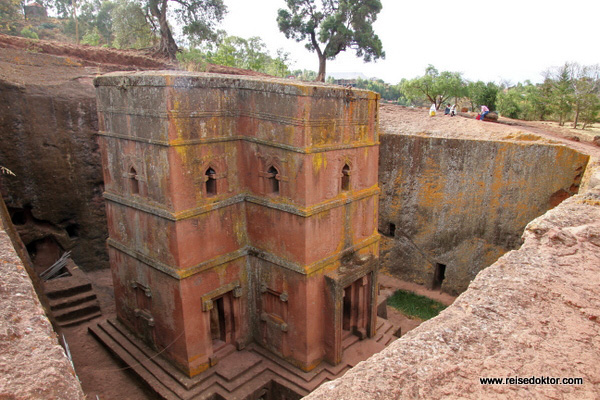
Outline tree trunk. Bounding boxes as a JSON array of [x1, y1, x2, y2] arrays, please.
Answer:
[[150, 0, 178, 60], [310, 31, 326, 82], [316, 54, 326, 82], [573, 104, 580, 129], [71, 0, 79, 44]]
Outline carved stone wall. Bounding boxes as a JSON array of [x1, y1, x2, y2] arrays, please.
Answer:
[[378, 134, 589, 294], [95, 71, 380, 376]]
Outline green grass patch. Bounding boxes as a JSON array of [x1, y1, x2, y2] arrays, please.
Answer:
[[387, 289, 447, 320]]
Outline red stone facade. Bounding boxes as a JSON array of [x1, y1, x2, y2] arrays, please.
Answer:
[[95, 72, 380, 377]]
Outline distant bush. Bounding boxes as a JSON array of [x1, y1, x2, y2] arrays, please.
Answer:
[[81, 27, 102, 46], [20, 26, 39, 39], [39, 22, 57, 30]]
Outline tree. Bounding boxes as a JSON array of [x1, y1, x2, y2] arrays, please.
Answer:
[[79, 0, 117, 45], [0, 0, 22, 32], [112, 0, 156, 49], [146, 0, 226, 59], [400, 65, 465, 109], [569, 63, 600, 128], [354, 77, 405, 103], [466, 80, 499, 111], [545, 64, 574, 126], [178, 35, 293, 77], [277, 0, 385, 82]]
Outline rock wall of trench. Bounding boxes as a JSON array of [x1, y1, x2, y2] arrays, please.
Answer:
[[0, 74, 108, 271], [378, 134, 589, 294], [307, 161, 600, 400]]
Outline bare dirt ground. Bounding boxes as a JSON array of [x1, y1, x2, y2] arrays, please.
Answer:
[[379, 103, 600, 160]]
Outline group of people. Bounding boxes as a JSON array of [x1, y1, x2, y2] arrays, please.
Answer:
[[429, 103, 457, 117], [429, 103, 490, 121]]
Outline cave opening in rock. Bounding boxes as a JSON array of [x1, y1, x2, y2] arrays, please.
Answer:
[[432, 263, 446, 290], [389, 223, 396, 237], [25, 235, 64, 274]]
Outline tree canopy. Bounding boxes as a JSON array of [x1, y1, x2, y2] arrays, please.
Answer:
[[400, 65, 465, 109], [178, 35, 293, 77], [277, 0, 385, 82]]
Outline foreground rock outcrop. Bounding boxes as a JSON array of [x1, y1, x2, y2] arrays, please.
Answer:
[[0, 198, 85, 399], [307, 166, 600, 399]]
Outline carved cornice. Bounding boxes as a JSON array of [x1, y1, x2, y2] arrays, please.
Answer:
[[107, 234, 380, 280], [97, 130, 378, 154], [103, 187, 380, 221]]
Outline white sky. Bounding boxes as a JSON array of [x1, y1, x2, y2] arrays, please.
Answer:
[[219, 0, 599, 84]]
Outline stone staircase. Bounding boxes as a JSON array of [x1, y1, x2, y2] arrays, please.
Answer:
[[44, 259, 101, 327], [89, 316, 400, 400]]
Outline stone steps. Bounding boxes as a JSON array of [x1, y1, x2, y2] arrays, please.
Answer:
[[374, 318, 398, 346], [54, 300, 102, 326], [44, 259, 101, 327], [89, 316, 400, 399]]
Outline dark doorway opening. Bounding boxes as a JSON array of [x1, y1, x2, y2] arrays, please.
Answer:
[[210, 293, 234, 352], [341, 276, 369, 341], [432, 263, 446, 290], [26, 236, 64, 274], [342, 285, 353, 331], [389, 223, 396, 237]]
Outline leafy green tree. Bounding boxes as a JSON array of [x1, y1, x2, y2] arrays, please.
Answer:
[[545, 64, 574, 126], [354, 77, 405, 103], [466, 80, 499, 111], [51, 0, 83, 42], [178, 36, 292, 77], [400, 65, 465, 108], [291, 69, 318, 81], [277, 0, 385, 82], [79, 0, 117, 45], [579, 92, 600, 129], [497, 85, 523, 119], [112, 0, 155, 48], [569, 63, 600, 128], [0, 0, 23, 32], [81, 25, 102, 44], [146, 0, 226, 59]]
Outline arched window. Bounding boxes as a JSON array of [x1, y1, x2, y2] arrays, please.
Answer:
[[341, 164, 350, 192], [267, 166, 279, 195], [129, 167, 139, 195], [205, 167, 217, 196]]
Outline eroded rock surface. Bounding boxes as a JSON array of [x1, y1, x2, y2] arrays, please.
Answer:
[[378, 133, 588, 294], [0, 48, 108, 271], [307, 178, 600, 399], [0, 201, 85, 399]]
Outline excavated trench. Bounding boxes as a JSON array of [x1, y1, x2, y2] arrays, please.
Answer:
[[377, 133, 589, 294], [0, 45, 596, 398]]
